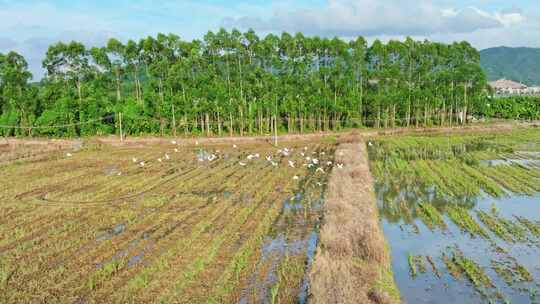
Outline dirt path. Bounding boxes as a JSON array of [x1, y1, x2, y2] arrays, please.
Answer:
[[308, 134, 399, 304], [2, 121, 538, 149]]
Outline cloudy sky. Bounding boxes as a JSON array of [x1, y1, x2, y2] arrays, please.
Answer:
[[0, 0, 536, 78]]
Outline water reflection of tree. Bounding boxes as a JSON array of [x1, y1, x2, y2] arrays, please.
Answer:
[[376, 178, 477, 224]]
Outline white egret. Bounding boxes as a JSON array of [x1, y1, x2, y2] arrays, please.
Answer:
[[139, 161, 145, 167], [165, 153, 170, 160], [157, 158, 162, 163], [233, 144, 238, 149], [337, 163, 344, 169], [293, 175, 299, 180], [174, 148, 179, 153], [288, 160, 295, 168], [132, 157, 137, 163], [239, 161, 247, 166], [66, 153, 72, 157], [266, 155, 272, 161], [171, 140, 177, 145]]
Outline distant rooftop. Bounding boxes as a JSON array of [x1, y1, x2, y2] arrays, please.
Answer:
[[488, 78, 527, 89]]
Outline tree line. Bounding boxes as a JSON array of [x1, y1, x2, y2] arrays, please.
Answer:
[[0, 29, 505, 137]]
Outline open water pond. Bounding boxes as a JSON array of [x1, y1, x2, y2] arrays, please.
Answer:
[[369, 129, 540, 303]]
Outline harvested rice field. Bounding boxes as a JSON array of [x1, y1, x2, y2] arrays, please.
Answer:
[[0, 138, 338, 303], [369, 127, 540, 303]]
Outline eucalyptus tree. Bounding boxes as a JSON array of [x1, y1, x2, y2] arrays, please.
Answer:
[[2, 28, 492, 136], [43, 41, 92, 104], [0, 51, 34, 134], [106, 38, 126, 102]]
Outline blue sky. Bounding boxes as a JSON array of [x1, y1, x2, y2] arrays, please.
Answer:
[[0, 0, 537, 78]]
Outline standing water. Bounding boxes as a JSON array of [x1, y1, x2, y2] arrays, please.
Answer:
[[369, 130, 540, 303]]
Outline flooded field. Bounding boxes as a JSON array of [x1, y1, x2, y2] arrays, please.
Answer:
[[369, 128, 540, 303], [0, 138, 336, 303]]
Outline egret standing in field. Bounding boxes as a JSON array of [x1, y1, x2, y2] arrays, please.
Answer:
[[165, 153, 170, 160], [139, 161, 145, 167], [288, 160, 295, 168], [132, 157, 137, 163], [66, 153, 72, 157], [239, 161, 247, 167]]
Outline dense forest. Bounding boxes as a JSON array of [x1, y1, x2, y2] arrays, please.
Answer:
[[0, 29, 536, 137]]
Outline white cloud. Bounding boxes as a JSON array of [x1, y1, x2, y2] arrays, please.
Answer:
[[494, 11, 525, 27], [223, 0, 524, 37]]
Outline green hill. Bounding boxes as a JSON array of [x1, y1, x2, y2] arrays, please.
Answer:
[[480, 47, 540, 86]]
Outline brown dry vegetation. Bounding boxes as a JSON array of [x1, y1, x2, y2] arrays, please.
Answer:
[[309, 133, 399, 304], [0, 136, 337, 303]]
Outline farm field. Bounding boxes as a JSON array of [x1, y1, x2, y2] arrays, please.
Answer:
[[0, 137, 337, 303], [369, 127, 540, 303]]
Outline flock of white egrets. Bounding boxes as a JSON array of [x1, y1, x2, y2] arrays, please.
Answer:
[[65, 139, 345, 181]]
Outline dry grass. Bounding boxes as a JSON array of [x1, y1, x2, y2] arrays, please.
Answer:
[[309, 135, 399, 304], [0, 137, 337, 303]]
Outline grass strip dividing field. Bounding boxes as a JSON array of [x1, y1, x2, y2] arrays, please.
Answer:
[[309, 136, 399, 304]]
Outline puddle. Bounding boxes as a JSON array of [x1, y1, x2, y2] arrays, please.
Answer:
[[96, 223, 126, 242], [480, 158, 540, 167], [127, 243, 154, 267], [299, 231, 318, 304], [103, 165, 121, 176]]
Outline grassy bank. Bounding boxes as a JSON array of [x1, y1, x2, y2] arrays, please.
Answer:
[[309, 134, 399, 304]]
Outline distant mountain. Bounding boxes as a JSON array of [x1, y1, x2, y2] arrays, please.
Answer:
[[480, 47, 540, 86]]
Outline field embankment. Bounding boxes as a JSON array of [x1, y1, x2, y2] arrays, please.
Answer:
[[309, 134, 399, 304]]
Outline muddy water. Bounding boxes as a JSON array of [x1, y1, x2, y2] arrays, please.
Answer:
[[382, 193, 540, 303], [373, 153, 540, 304]]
